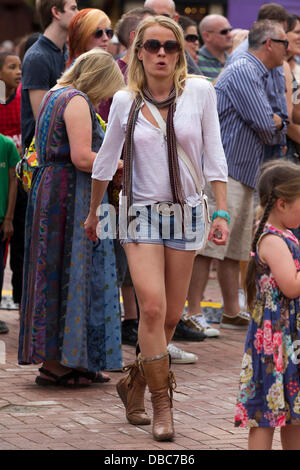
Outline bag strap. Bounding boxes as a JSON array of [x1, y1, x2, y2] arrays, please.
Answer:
[[144, 100, 202, 194]]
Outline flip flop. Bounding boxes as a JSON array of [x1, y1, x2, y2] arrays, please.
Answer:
[[35, 367, 91, 388], [0, 320, 9, 334], [77, 370, 111, 383]]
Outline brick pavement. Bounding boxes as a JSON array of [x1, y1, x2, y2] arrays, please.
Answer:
[[0, 269, 283, 451]]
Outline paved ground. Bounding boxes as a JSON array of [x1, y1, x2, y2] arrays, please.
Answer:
[[0, 267, 283, 451]]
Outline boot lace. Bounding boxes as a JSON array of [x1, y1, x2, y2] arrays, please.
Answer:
[[122, 361, 139, 389]]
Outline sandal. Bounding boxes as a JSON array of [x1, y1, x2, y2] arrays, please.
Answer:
[[35, 367, 91, 388], [0, 320, 9, 334], [78, 370, 111, 383]]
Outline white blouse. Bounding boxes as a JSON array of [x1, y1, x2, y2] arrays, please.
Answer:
[[92, 77, 228, 206]]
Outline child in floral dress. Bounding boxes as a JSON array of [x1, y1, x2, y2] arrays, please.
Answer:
[[235, 160, 300, 450]]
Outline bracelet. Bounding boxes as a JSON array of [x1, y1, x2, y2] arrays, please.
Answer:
[[211, 210, 230, 224]]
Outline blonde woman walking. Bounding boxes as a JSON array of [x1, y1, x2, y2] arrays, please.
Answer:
[[85, 16, 229, 440]]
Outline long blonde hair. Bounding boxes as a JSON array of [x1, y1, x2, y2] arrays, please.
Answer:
[[58, 49, 124, 105], [127, 15, 187, 99]]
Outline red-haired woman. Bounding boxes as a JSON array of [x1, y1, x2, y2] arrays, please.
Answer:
[[66, 8, 113, 68]]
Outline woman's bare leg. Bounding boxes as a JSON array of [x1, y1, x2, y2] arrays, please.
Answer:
[[123, 243, 167, 357], [164, 247, 196, 344]]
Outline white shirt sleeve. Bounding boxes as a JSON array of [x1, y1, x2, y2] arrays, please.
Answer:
[[92, 90, 131, 181], [201, 82, 228, 182]]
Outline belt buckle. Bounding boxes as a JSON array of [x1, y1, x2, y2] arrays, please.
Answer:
[[156, 202, 175, 216]]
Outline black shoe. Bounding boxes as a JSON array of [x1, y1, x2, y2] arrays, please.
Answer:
[[122, 319, 138, 346], [0, 320, 9, 334], [172, 319, 206, 342]]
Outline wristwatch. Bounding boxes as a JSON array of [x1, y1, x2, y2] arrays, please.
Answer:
[[211, 210, 230, 224]]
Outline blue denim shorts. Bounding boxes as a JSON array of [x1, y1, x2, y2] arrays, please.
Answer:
[[119, 202, 207, 251]]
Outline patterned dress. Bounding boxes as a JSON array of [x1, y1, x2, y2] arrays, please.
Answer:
[[18, 87, 122, 372], [235, 224, 300, 428]]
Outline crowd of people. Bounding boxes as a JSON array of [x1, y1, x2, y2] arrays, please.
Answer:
[[1, 0, 300, 450]]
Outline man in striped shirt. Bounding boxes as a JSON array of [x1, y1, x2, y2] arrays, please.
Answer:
[[215, 21, 287, 190], [226, 3, 289, 162], [197, 14, 233, 82]]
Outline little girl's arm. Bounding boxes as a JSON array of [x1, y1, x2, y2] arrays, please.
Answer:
[[259, 233, 300, 298]]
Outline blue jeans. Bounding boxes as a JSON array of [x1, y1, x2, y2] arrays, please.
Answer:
[[263, 144, 284, 162], [120, 203, 207, 251]]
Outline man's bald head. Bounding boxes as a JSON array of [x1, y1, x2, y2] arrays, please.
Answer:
[[144, 0, 177, 20], [199, 14, 233, 53], [199, 14, 229, 35]]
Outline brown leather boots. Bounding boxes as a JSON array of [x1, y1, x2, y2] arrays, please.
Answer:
[[116, 360, 151, 425], [116, 352, 176, 441]]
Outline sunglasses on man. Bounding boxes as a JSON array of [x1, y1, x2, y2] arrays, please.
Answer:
[[262, 38, 289, 49], [94, 28, 114, 39], [207, 28, 233, 35]]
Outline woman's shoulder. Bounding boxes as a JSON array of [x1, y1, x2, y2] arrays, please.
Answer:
[[182, 76, 215, 105], [65, 87, 89, 100], [112, 88, 135, 105], [182, 75, 216, 112], [49, 88, 93, 119], [51, 86, 89, 104], [185, 75, 213, 92]]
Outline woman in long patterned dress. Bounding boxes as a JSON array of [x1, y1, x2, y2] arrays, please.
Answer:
[[235, 160, 300, 450], [18, 49, 124, 386]]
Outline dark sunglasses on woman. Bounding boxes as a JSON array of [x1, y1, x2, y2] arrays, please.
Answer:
[[94, 28, 114, 39], [142, 39, 181, 54], [185, 34, 199, 43]]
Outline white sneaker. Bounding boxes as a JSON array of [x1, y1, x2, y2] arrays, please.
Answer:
[[238, 288, 247, 311], [167, 343, 198, 364], [0, 296, 19, 310], [187, 313, 220, 338]]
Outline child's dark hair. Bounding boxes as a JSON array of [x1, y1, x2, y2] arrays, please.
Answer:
[[0, 52, 18, 71], [245, 160, 300, 310]]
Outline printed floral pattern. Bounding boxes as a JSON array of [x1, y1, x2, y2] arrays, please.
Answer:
[[235, 225, 300, 428]]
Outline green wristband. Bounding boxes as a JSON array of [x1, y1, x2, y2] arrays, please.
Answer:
[[211, 210, 230, 224]]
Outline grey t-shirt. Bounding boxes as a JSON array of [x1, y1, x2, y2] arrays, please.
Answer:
[[21, 35, 67, 151]]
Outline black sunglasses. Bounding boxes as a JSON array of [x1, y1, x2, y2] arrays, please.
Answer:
[[94, 28, 114, 39], [185, 34, 199, 43], [142, 39, 181, 54], [207, 28, 232, 35], [262, 38, 289, 49]]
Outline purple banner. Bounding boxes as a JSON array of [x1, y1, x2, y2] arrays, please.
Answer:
[[228, 0, 300, 30]]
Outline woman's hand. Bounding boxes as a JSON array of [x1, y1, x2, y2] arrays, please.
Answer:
[[208, 217, 229, 245], [84, 213, 99, 242], [0, 218, 13, 241], [85, 179, 110, 241]]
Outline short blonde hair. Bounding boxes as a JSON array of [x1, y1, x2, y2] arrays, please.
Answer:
[[127, 15, 187, 99], [58, 48, 124, 104]]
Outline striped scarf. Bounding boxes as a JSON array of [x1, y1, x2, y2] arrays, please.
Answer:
[[122, 87, 185, 215]]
